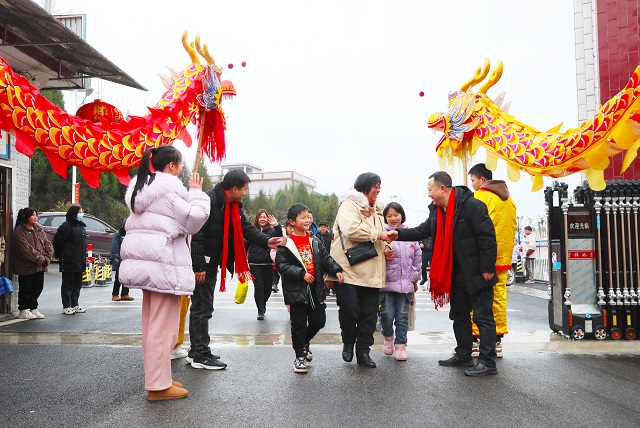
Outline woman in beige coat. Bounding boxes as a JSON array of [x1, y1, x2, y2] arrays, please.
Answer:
[[330, 172, 391, 368]]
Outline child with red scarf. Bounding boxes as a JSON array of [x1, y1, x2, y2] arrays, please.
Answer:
[[388, 171, 498, 377], [276, 203, 344, 373]]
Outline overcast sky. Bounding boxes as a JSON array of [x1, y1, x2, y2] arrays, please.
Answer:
[[45, 0, 584, 226]]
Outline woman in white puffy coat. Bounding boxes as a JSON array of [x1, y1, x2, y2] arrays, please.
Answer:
[[119, 146, 210, 401]]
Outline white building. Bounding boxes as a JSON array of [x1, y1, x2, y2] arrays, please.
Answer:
[[213, 162, 317, 197]]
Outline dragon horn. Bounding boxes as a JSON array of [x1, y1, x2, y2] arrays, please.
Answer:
[[195, 37, 216, 65], [182, 30, 200, 65], [478, 60, 504, 94], [460, 58, 490, 92]]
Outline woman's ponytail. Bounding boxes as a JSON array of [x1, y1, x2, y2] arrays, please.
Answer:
[[131, 148, 157, 213]]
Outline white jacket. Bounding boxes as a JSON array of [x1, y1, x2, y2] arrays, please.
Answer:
[[119, 172, 210, 295]]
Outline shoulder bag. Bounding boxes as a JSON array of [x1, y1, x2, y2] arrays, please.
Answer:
[[337, 224, 378, 266]]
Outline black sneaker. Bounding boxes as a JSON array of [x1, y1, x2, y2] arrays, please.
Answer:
[[293, 357, 308, 373], [464, 362, 497, 377], [187, 351, 222, 365], [438, 354, 474, 367], [303, 343, 313, 362], [190, 354, 227, 370]]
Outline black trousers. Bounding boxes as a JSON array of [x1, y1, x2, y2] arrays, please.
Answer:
[[289, 297, 326, 357], [449, 269, 497, 367], [250, 264, 273, 311], [421, 251, 432, 281], [111, 271, 130, 297], [18, 272, 45, 311], [335, 283, 379, 353], [189, 263, 217, 357], [61, 272, 83, 308]]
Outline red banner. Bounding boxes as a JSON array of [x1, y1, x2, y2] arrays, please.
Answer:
[[568, 250, 595, 260]]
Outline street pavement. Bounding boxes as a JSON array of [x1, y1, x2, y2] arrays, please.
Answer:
[[1, 268, 639, 427]]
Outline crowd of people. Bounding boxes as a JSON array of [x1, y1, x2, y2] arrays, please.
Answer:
[[10, 147, 546, 400]]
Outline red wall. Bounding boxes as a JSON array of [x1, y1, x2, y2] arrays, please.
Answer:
[[597, 0, 640, 179]]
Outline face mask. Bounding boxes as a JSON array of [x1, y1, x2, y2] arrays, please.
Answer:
[[77, 213, 84, 221]]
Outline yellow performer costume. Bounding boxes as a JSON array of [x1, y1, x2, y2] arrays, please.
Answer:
[[471, 181, 516, 339]]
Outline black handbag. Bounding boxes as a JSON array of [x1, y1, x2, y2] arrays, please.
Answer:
[[337, 225, 378, 266]]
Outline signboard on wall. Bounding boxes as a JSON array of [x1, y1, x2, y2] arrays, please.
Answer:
[[0, 131, 9, 160]]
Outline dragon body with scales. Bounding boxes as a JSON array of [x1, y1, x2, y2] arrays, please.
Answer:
[[428, 59, 640, 191], [0, 32, 234, 188]]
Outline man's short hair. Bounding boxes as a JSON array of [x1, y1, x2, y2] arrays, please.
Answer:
[[429, 171, 453, 188], [524, 226, 533, 231], [222, 169, 251, 190], [468, 163, 493, 180]]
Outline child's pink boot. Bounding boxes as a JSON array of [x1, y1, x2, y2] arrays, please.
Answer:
[[395, 344, 407, 361], [383, 336, 394, 355]]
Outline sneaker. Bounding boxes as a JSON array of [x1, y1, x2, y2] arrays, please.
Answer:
[[30, 309, 45, 319], [18, 309, 36, 320], [303, 343, 313, 362], [190, 354, 227, 370], [72, 306, 86, 313], [62, 307, 75, 315], [147, 385, 188, 401], [111, 295, 120, 301], [438, 354, 474, 367], [170, 346, 188, 360], [383, 336, 394, 355], [395, 344, 407, 361], [185, 351, 220, 364], [464, 362, 497, 377], [471, 341, 480, 358], [495, 341, 503, 358], [293, 356, 308, 373]]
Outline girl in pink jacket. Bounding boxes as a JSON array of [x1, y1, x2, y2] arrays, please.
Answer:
[[119, 146, 210, 401]]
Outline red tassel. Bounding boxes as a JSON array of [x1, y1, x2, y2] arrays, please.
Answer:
[[199, 109, 226, 162]]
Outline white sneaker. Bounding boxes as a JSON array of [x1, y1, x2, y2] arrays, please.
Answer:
[[496, 341, 503, 358], [62, 307, 75, 315], [471, 341, 480, 358], [72, 306, 86, 313], [30, 309, 45, 319], [171, 346, 188, 360], [18, 309, 36, 320]]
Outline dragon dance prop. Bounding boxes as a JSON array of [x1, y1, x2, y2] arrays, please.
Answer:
[[0, 31, 235, 187], [428, 59, 640, 191]]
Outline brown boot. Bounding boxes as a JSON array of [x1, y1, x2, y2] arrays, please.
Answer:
[[111, 296, 120, 301], [171, 380, 182, 388], [120, 295, 134, 301], [147, 385, 188, 401]]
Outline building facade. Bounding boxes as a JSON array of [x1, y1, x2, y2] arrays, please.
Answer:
[[214, 163, 317, 197]]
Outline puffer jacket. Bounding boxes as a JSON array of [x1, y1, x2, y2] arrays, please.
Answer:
[[119, 172, 210, 295], [474, 180, 517, 271], [276, 235, 343, 305], [396, 186, 498, 292], [382, 225, 421, 294], [328, 189, 387, 288], [247, 225, 282, 264], [53, 218, 87, 273], [191, 183, 270, 273], [13, 223, 54, 275]]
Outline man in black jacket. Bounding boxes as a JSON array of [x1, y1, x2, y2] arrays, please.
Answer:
[[388, 171, 498, 376], [188, 170, 281, 370]]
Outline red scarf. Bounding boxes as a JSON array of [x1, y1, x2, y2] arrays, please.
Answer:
[[219, 190, 253, 292], [429, 188, 456, 310]]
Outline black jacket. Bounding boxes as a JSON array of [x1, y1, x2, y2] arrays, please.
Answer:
[[316, 230, 333, 253], [275, 235, 343, 305], [52, 219, 87, 273], [396, 186, 497, 291], [191, 183, 270, 273], [246, 225, 282, 264]]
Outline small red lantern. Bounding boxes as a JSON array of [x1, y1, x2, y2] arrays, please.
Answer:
[[241, 61, 246, 67], [419, 91, 425, 97], [228, 63, 234, 69], [76, 99, 123, 123]]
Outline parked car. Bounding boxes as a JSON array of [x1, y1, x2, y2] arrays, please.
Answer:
[[37, 212, 116, 256]]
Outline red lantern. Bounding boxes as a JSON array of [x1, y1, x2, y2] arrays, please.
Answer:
[[228, 63, 234, 69], [241, 61, 246, 67], [419, 91, 425, 97], [76, 100, 124, 123]]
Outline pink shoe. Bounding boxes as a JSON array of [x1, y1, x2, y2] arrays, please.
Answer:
[[395, 344, 407, 361], [383, 336, 394, 355]]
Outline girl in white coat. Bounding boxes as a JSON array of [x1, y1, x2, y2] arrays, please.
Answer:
[[119, 146, 210, 401]]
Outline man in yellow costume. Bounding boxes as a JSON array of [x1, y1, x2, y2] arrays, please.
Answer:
[[468, 163, 516, 358]]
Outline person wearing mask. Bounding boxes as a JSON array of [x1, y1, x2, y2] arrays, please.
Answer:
[[53, 205, 87, 315], [13, 208, 54, 319]]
